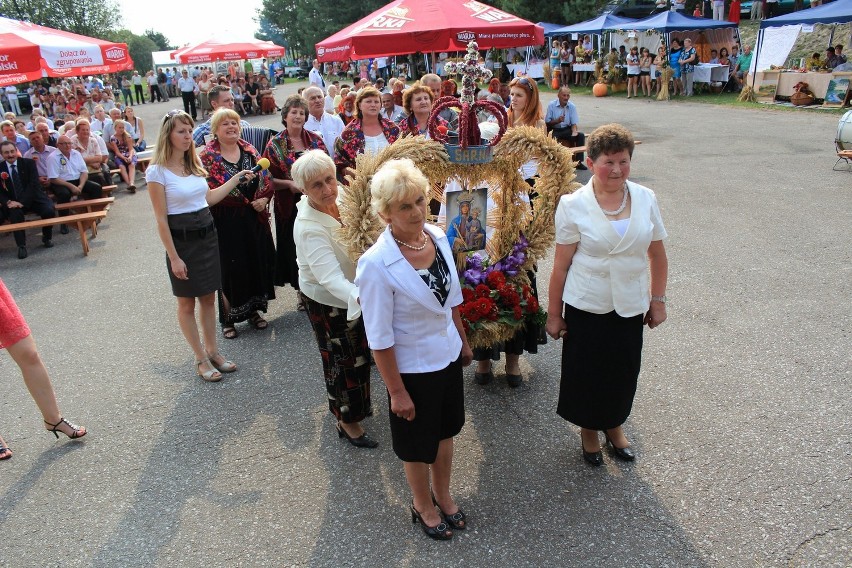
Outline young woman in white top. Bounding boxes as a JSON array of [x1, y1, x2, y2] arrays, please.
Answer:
[[547, 123, 668, 467], [123, 106, 146, 152], [146, 110, 255, 382], [626, 46, 641, 99]]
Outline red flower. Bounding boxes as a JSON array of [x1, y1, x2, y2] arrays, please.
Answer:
[[513, 306, 523, 320], [462, 287, 474, 302], [475, 284, 491, 298], [526, 296, 539, 313], [486, 271, 506, 287], [0, 172, 7, 180]]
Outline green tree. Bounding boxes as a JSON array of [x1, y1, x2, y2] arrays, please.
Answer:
[[258, 0, 385, 56], [144, 29, 174, 51], [108, 30, 158, 73], [0, 0, 121, 38], [561, 0, 606, 24], [494, 0, 568, 24]]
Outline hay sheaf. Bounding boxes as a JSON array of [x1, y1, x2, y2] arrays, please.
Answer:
[[339, 135, 451, 263]]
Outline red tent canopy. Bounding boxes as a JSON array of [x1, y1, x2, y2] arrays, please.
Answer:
[[0, 17, 133, 87], [171, 39, 285, 65], [316, 0, 544, 62]]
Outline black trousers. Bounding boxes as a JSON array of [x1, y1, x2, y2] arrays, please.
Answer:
[[181, 91, 197, 119], [552, 128, 586, 162], [0, 192, 56, 246], [133, 84, 144, 104], [50, 179, 103, 217], [149, 84, 162, 103]]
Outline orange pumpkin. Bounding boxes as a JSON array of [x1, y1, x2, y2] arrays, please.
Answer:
[[592, 82, 608, 97]]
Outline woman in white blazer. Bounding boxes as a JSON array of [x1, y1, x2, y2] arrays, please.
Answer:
[[356, 158, 473, 541], [546, 123, 668, 467], [292, 150, 378, 449]]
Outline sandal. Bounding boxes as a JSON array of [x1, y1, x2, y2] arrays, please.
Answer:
[[248, 312, 268, 330], [196, 358, 223, 382], [207, 352, 237, 373], [410, 503, 453, 541], [222, 326, 238, 339], [127, 184, 136, 193], [432, 493, 466, 530], [44, 417, 87, 439], [0, 441, 11, 461]]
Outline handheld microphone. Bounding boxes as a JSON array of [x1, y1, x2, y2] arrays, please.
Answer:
[[239, 157, 270, 181]]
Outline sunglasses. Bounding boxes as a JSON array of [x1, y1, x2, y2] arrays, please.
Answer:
[[163, 109, 188, 123], [513, 77, 533, 90]]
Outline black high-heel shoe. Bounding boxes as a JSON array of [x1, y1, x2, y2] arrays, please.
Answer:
[[410, 503, 453, 541], [336, 422, 378, 448], [581, 432, 603, 466], [431, 493, 466, 530], [604, 432, 636, 461], [45, 418, 87, 439]]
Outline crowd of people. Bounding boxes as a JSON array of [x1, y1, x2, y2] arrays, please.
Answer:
[[2, 52, 670, 544], [122, 61, 668, 541]]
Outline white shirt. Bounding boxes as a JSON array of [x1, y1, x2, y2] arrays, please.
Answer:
[[145, 165, 210, 215], [324, 95, 335, 113], [47, 150, 88, 181], [356, 223, 463, 374], [364, 133, 389, 155], [555, 180, 667, 317], [305, 112, 345, 159], [294, 195, 360, 319], [69, 134, 108, 173], [309, 67, 325, 88]]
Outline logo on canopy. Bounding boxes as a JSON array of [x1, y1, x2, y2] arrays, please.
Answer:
[[456, 31, 476, 42], [360, 6, 413, 32], [104, 47, 127, 61], [463, 0, 519, 23]]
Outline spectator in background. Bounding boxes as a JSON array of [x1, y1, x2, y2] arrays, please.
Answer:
[[47, 135, 103, 221], [380, 92, 406, 123], [309, 59, 326, 90], [304, 86, 345, 159], [146, 71, 162, 103], [545, 87, 587, 168], [24, 130, 57, 189], [178, 70, 198, 120], [729, 0, 741, 23], [123, 106, 146, 152], [132, 71, 145, 104], [5, 85, 22, 116], [713, 0, 725, 19], [1, 120, 30, 155], [734, 44, 753, 90], [334, 87, 401, 182], [193, 85, 250, 147], [90, 105, 110, 134], [338, 92, 357, 126], [157, 68, 170, 102], [324, 85, 338, 113], [750, 0, 763, 20]]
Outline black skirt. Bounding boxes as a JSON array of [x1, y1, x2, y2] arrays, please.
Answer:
[[212, 207, 276, 324], [388, 356, 465, 463], [273, 201, 299, 288], [556, 304, 644, 430], [166, 208, 221, 298]]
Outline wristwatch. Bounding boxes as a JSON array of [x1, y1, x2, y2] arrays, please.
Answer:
[[651, 295, 667, 304]]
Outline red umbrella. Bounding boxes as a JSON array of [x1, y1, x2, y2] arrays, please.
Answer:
[[0, 17, 133, 87], [171, 38, 285, 65], [316, 0, 544, 62]]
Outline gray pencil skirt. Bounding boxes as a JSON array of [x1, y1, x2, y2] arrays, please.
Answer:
[[166, 208, 221, 298]]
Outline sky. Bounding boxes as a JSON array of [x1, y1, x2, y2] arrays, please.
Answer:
[[116, 0, 266, 48]]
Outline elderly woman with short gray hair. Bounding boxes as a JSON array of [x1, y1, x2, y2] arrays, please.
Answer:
[[291, 149, 377, 449], [355, 158, 473, 541]]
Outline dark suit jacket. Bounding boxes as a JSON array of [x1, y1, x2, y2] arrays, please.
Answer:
[[0, 158, 45, 208]]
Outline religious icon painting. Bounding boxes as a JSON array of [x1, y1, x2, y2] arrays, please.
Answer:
[[439, 180, 491, 266]]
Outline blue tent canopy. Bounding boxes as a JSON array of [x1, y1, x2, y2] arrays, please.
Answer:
[[550, 14, 637, 36], [538, 22, 568, 36], [624, 11, 738, 32], [760, 0, 852, 28]]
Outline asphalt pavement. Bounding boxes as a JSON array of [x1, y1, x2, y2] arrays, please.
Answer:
[[0, 81, 849, 567]]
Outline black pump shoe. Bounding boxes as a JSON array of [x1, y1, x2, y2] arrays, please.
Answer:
[[474, 371, 493, 385], [411, 503, 453, 541], [336, 422, 378, 448], [604, 432, 635, 461], [581, 434, 603, 466]]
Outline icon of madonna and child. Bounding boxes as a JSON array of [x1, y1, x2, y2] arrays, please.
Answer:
[[444, 185, 489, 258]]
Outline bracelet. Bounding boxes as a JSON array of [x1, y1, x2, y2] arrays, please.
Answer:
[[651, 295, 667, 304]]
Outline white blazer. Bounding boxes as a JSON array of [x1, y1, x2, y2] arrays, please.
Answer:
[[555, 179, 667, 317], [293, 195, 360, 319], [355, 223, 463, 374]]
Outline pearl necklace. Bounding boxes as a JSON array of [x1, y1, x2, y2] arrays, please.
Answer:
[[392, 230, 428, 251], [596, 184, 629, 216]]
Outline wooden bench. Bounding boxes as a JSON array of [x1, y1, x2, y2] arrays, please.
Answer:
[[0, 211, 107, 256], [100, 184, 118, 195], [54, 197, 115, 214]]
